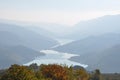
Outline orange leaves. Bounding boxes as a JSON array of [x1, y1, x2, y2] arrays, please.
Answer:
[[40, 64, 68, 80]]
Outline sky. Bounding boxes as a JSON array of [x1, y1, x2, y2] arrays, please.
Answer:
[[0, 0, 120, 26]]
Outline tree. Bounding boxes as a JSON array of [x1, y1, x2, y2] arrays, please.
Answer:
[[29, 63, 39, 72], [40, 64, 68, 80], [0, 64, 37, 80], [92, 69, 101, 80], [75, 68, 89, 80]]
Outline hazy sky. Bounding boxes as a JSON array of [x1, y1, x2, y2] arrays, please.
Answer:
[[0, 0, 120, 26]]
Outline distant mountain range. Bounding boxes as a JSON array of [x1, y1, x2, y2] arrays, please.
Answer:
[[0, 19, 71, 39], [53, 14, 120, 73], [65, 14, 120, 40], [0, 45, 43, 69], [1, 14, 120, 40], [0, 23, 58, 50], [70, 45, 120, 73], [54, 33, 120, 54], [0, 23, 58, 68], [55, 33, 120, 73]]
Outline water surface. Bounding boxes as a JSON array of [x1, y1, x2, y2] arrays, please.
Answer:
[[24, 50, 88, 68]]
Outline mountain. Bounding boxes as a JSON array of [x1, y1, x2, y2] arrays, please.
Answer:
[[54, 33, 120, 73], [1, 14, 120, 40], [54, 33, 120, 54], [65, 14, 120, 40], [26, 26, 55, 39], [32, 23, 71, 38], [0, 45, 44, 69], [0, 31, 22, 46], [70, 45, 120, 73], [0, 31, 45, 68], [0, 22, 58, 50], [0, 23, 58, 68], [0, 19, 71, 39]]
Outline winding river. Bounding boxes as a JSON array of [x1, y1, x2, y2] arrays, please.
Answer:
[[24, 39, 88, 68], [24, 50, 88, 68]]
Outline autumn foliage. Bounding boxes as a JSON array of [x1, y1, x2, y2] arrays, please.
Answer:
[[40, 64, 68, 80], [0, 64, 102, 80], [0, 64, 37, 80]]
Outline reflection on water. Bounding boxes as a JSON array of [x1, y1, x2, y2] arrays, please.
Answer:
[[24, 50, 88, 68]]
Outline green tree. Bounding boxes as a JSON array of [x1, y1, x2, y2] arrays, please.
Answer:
[[92, 69, 101, 80], [29, 63, 39, 72], [75, 68, 89, 80]]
